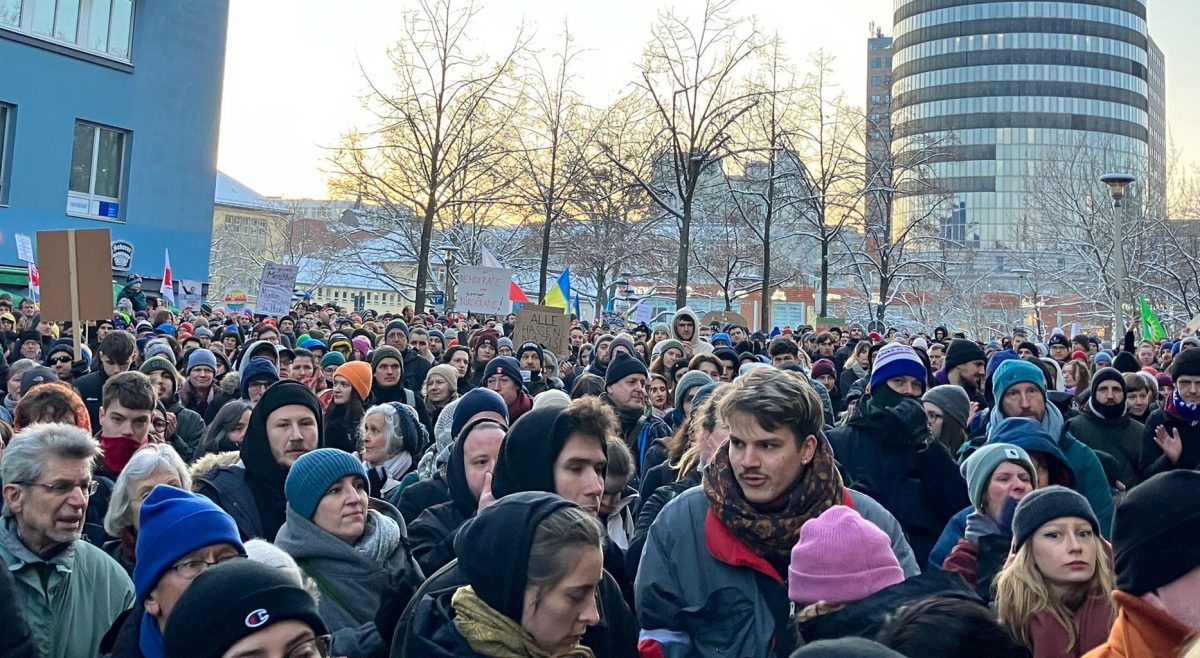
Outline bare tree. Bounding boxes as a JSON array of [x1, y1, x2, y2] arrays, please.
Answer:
[[209, 199, 343, 298], [511, 24, 602, 302], [610, 0, 761, 308], [328, 0, 525, 313], [788, 51, 865, 317]]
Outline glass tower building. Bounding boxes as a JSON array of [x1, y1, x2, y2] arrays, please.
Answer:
[[890, 0, 1156, 272]]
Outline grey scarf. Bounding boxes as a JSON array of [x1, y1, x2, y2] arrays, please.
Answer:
[[355, 509, 401, 563], [3, 394, 17, 416], [964, 510, 1006, 545]]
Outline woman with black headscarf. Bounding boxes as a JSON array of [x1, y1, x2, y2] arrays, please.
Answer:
[[409, 492, 606, 657], [195, 380, 324, 540]]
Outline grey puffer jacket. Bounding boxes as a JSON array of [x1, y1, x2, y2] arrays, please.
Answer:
[[634, 486, 918, 658], [275, 499, 423, 658]]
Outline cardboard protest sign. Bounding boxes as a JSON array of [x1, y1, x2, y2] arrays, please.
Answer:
[[513, 304, 571, 356], [37, 229, 115, 360], [256, 262, 300, 317], [456, 266, 512, 315]]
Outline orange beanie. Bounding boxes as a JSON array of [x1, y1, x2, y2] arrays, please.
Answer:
[[333, 361, 372, 401]]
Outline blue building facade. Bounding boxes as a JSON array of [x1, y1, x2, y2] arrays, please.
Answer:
[[0, 0, 230, 291]]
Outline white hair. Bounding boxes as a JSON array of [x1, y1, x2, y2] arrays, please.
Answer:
[[103, 443, 191, 536]]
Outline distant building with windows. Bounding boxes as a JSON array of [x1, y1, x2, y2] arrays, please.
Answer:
[[865, 29, 894, 233], [890, 0, 1164, 278], [0, 0, 230, 294]]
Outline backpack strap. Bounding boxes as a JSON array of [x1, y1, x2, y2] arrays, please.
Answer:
[[298, 560, 368, 625]]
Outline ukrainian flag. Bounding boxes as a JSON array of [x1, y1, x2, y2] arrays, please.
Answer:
[[544, 268, 571, 310]]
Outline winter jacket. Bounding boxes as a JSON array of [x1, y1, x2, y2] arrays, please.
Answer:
[[99, 607, 141, 658], [1068, 404, 1144, 489], [626, 469, 701, 582], [194, 463, 265, 540], [794, 570, 974, 645], [74, 367, 110, 432], [0, 565, 38, 658], [402, 348, 432, 394], [166, 396, 206, 462], [394, 474, 450, 524], [638, 460, 677, 502], [275, 500, 423, 658], [398, 561, 638, 658], [942, 532, 1013, 601], [408, 500, 470, 577], [826, 398, 970, 567], [119, 283, 147, 312], [1082, 590, 1193, 658], [0, 517, 135, 658], [634, 487, 919, 658], [1138, 407, 1200, 479]]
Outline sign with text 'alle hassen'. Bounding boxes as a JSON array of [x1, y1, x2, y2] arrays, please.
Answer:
[[513, 304, 571, 357], [37, 229, 114, 360]]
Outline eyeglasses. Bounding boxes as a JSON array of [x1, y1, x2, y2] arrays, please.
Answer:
[[18, 479, 99, 496], [152, 420, 169, 432], [51, 356, 73, 365], [169, 553, 246, 580], [289, 635, 333, 658]]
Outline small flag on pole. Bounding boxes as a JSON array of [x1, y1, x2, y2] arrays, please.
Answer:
[[544, 268, 570, 309], [1139, 297, 1165, 341], [160, 249, 175, 305], [27, 262, 39, 302]]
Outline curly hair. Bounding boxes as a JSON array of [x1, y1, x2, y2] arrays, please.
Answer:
[[556, 395, 620, 448], [13, 382, 92, 434]]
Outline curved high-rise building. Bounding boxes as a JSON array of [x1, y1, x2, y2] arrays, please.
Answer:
[[890, 0, 1157, 266]]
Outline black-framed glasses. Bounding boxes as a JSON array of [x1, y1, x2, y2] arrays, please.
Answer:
[[169, 553, 246, 580], [289, 635, 333, 658], [152, 420, 169, 432], [18, 479, 99, 496]]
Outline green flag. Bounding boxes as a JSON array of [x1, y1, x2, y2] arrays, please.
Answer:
[[1139, 297, 1166, 341]]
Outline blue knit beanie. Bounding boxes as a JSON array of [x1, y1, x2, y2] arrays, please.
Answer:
[[299, 338, 325, 351], [1093, 351, 1113, 366], [482, 356, 524, 390], [185, 348, 218, 374], [869, 343, 926, 391], [991, 359, 1046, 400], [985, 348, 1020, 380], [285, 448, 368, 520], [241, 357, 280, 399], [134, 485, 244, 601], [155, 323, 177, 337], [711, 332, 732, 347]]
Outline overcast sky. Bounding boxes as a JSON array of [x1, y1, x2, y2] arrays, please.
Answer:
[[217, 0, 1200, 199]]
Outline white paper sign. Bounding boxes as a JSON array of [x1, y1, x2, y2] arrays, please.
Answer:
[[14, 233, 33, 263], [178, 279, 204, 310], [456, 266, 512, 315], [257, 262, 300, 317]]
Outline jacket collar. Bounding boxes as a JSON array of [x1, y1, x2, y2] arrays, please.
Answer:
[[1107, 590, 1194, 656]]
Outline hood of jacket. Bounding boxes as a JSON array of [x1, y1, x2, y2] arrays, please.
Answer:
[[986, 417, 1076, 487], [189, 451, 242, 484], [671, 306, 702, 345], [491, 405, 610, 498]]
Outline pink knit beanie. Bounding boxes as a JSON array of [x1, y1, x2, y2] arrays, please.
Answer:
[[788, 506, 905, 605]]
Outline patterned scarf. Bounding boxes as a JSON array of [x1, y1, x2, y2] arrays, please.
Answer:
[[355, 509, 401, 563], [1165, 388, 1200, 425], [703, 434, 844, 573], [452, 585, 595, 658]]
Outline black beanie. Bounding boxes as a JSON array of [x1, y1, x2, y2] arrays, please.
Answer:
[[451, 387, 510, 439], [1017, 341, 1040, 357], [1112, 351, 1140, 374], [1113, 470, 1200, 595], [790, 638, 905, 657], [454, 491, 575, 621], [1170, 347, 1200, 379], [481, 356, 524, 390], [944, 338, 986, 373], [370, 345, 404, 372], [1011, 485, 1099, 550], [605, 350, 649, 388], [165, 559, 327, 658], [517, 340, 544, 365]]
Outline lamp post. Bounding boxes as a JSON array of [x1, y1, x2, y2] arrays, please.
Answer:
[[1011, 268, 1044, 340], [1100, 173, 1135, 341]]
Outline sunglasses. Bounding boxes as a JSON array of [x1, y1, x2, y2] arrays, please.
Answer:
[[51, 356, 73, 365]]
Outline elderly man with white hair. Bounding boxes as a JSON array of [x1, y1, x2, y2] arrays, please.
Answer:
[[1, 423, 134, 658]]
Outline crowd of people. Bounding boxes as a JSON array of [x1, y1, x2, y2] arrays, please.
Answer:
[[2, 285, 1200, 658]]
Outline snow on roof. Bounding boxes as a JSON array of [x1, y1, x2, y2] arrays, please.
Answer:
[[214, 171, 287, 212]]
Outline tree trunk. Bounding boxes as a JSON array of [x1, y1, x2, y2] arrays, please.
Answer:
[[415, 201, 437, 314], [676, 198, 692, 308], [819, 238, 829, 317], [595, 270, 608, 321], [539, 209, 553, 303]]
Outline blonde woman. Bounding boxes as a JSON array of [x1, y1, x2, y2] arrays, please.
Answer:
[[996, 486, 1115, 658]]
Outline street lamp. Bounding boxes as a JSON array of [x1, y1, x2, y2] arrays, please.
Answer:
[[1100, 173, 1136, 341], [1011, 268, 1043, 340], [439, 244, 460, 313]]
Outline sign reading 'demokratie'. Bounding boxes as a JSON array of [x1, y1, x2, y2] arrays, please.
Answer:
[[456, 266, 512, 315], [513, 304, 571, 356]]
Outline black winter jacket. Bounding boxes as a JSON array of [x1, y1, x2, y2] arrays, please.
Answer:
[[1139, 407, 1200, 478], [826, 397, 970, 567]]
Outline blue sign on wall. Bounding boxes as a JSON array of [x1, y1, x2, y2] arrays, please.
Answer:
[[99, 201, 120, 218]]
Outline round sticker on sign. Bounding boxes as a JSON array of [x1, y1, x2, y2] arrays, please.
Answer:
[[244, 608, 270, 628]]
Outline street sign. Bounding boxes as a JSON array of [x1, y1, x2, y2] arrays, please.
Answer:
[[430, 290, 445, 307]]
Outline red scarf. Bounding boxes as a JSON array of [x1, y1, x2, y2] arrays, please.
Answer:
[[99, 436, 144, 475]]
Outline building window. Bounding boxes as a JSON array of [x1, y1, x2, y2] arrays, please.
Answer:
[[1, 0, 135, 62], [871, 76, 881, 87], [67, 119, 126, 220], [0, 103, 10, 203], [870, 57, 881, 68]]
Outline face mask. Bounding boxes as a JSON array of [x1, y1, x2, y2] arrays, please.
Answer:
[[99, 435, 143, 474]]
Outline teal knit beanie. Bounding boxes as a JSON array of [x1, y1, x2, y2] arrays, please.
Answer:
[[991, 359, 1046, 401], [285, 448, 368, 519], [960, 442, 1037, 512]]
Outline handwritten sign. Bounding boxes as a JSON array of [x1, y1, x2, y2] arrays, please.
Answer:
[[513, 304, 570, 356], [257, 262, 300, 317], [456, 266, 511, 315], [15, 233, 34, 263]]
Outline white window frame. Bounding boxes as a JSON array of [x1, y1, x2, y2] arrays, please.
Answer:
[[1, 0, 135, 64], [66, 119, 127, 222]]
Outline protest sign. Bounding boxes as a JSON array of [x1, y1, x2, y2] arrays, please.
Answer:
[[456, 266, 511, 314], [178, 279, 204, 310], [513, 304, 571, 356], [257, 262, 300, 317], [701, 310, 749, 328], [37, 229, 114, 360]]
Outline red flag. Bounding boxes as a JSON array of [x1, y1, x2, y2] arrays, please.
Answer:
[[27, 262, 39, 300], [160, 249, 175, 304], [509, 281, 529, 304]]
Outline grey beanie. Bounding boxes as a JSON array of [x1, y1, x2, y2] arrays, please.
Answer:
[[675, 370, 714, 409], [1012, 485, 1099, 550], [922, 384, 970, 429]]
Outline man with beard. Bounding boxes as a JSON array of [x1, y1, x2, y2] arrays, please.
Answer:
[[139, 357, 207, 460], [367, 346, 432, 433], [585, 333, 616, 379], [940, 338, 988, 407], [1, 423, 135, 658], [383, 319, 432, 392], [1068, 367, 1144, 490], [601, 351, 670, 475]]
